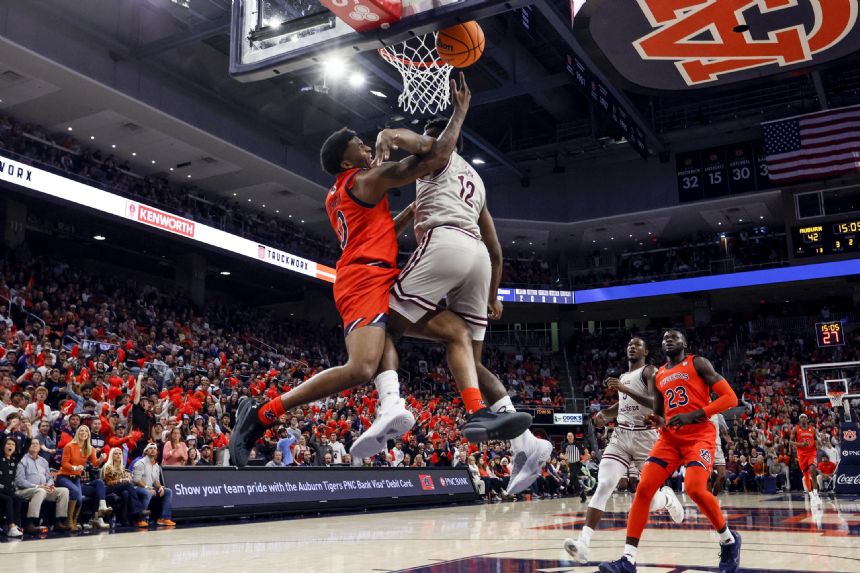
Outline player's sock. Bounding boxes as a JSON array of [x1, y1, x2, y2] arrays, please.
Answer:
[[257, 396, 285, 425], [374, 370, 401, 412], [579, 525, 594, 547], [461, 387, 485, 414], [622, 544, 637, 564], [803, 472, 812, 492], [718, 527, 735, 545], [490, 396, 531, 449]]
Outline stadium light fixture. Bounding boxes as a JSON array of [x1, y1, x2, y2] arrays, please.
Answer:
[[187, 174, 191, 178], [132, 152, 137, 156], [472, 158, 485, 165], [67, 127, 73, 131], [322, 57, 347, 79], [348, 72, 365, 87], [111, 144, 116, 149], [169, 168, 174, 171], [370, 90, 387, 98], [151, 160, 156, 164], [93, 235, 106, 241], [220, 271, 231, 276]]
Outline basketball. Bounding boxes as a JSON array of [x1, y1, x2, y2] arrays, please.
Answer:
[[435, 21, 485, 68]]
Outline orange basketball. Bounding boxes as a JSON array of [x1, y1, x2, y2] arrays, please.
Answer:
[[436, 21, 485, 68]]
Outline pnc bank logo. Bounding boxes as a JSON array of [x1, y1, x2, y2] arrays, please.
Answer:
[[632, 0, 858, 85]]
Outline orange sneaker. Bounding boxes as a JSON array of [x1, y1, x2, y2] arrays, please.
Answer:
[[156, 518, 176, 527], [135, 520, 149, 528]]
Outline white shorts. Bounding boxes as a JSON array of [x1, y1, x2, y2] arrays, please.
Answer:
[[601, 427, 659, 472], [714, 442, 726, 467], [390, 226, 490, 340]]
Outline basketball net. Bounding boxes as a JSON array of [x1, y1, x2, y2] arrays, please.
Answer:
[[379, 34, 452, 115], [827, 390, 845, 409]]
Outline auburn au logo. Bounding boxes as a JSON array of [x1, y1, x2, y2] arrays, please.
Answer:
[[632, 0, 858, 85]]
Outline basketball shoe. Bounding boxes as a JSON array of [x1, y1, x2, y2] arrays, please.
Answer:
[[506, 432, 553, 495], [564, 537, 590, 563], [461, 408, 532, 442], [228, 397, 266, 467], [598, 556, 636, 573], [662, 486, 685, 523], [350, 398, 416, 460], [718, 529, 742, 573]]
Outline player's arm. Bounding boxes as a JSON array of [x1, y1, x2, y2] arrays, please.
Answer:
[[607, 365, 658, 410], [353, 73, 470, 205], [789, 427, 798, 451], [644, 381, 665, 428], [593, 404, 619, 428], [373, 129, 435, 164], [393, 202, 415, 236], [478, 206, 503, 320]]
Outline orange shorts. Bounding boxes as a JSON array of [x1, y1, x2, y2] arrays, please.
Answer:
[[798, 451, 817, 473], [645, 424, 717, 474], [333, 263, 399, 334]]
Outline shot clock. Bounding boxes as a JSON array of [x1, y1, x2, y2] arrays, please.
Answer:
[[815, 321, 845, 348]]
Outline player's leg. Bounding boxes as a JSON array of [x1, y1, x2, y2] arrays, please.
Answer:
[[229, 324, 387, 466], [564, 454, 628, 563], [599, 439, 680, 572], [711, 464, 726, 495], [350, 334, 416, 459]]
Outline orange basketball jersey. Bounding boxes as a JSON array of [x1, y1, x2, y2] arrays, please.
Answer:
[[795, 426, 817, 453], [655, 354, 711, 421], [325, 168, 397, 270]]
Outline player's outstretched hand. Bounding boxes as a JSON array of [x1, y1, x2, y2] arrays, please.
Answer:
[[451, 71, 471, 112], [644, 413, 664, 428], [487, 299, 503, 320], [372, 130, 399, 167], [592, 411, 606, 429]]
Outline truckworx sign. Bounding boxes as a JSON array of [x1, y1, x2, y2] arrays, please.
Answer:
[[574, 0, 860, 91]]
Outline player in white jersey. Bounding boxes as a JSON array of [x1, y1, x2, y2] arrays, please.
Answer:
[[710, 409, 732, 495], [353, 118, 551, 492], [564, 337, 684, 563]]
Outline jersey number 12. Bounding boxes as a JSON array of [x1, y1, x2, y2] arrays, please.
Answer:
[[457, 175, 475, 207]]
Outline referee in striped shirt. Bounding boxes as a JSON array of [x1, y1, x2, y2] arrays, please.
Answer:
[[564, 432, 581, 463]]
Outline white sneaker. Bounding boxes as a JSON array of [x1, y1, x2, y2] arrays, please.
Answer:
[[350, 399, 415, 460], [663, 486, 685, 524], [506, 434, 553, 495], [6, 524, 22, 538], [563, 537, 590, 563]]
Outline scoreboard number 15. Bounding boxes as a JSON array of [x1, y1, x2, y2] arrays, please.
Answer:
[[815, 321, 844, 348]]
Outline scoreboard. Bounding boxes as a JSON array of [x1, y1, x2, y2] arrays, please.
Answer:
[[677, 141, 773, 202], [815, 321, 845, 348], [792, 218, 860, 257]]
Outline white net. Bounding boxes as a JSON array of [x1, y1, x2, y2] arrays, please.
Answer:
[[379, 33, 453, 115]]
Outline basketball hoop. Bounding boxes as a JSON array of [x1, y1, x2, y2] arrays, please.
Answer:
[[378, 34, 452, 115], [827, 390, 845, 409]]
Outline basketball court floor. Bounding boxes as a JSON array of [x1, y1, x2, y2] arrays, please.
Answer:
[[1, 493, 857, 573]]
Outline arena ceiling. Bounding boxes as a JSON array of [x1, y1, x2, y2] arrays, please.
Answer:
[[1, 0, 858, 252]]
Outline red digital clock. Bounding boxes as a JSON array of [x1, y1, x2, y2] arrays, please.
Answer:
[[815, 321, 845, 348]]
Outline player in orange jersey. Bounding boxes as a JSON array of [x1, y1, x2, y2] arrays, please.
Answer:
[[599, 330, 741, 573], [791, 413, 822, 505], [229, 74, 526, 466]]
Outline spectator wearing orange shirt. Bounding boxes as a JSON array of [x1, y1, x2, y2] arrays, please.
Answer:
[[752, 455, 767, 493], [55, 425, 109, 531]]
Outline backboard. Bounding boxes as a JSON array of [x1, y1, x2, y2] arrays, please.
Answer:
[[229, 0, 533, 81], [801, 361, 860, 401]]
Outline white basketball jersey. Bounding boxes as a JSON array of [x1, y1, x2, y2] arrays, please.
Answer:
[[616, 365, 652, 426], [414, 152, 486, 243], [710, 413, 726, 448]]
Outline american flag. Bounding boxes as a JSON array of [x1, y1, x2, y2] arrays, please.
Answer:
[[762, 104, 860, 183]]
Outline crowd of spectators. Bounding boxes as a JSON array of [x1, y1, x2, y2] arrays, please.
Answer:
[[574, 228, 788, 288], [0, 247, 571, 535], [569, 317, 853, 496]]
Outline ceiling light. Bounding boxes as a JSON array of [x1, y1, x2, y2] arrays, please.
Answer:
[[90, 136, 95, 140], [67, 127, 73, 131], [111, 144, 116, 149], [322, 57, 346, 79], [648, 232, 652, 235], [610, 237, 614, 240], [628, 234, 633, 238], [262, 204, 266, 207], [93, 235, 106, 241], [717, 222, 722, 226], [511, 240, 516, 244], [739, 218, 743, 222], [247, 198, 252, 202], [301, 220, 305, 223], [169, 168, 174, 171], [370, 90, 387, 98], [132, 152, 137, 156], [472, 158, 485, 165], [592, 240, 596, 243], [232, 193, 237, 196], [187, 174, 191, 178], [529, 242, 533, 245], [759, 216, 764, 219], [289, 214, 292, 218], [276, 210, 280, 213], [220, 271, 231, 276], [348, 72, 365, 87], [151, 160, 156, 164]]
